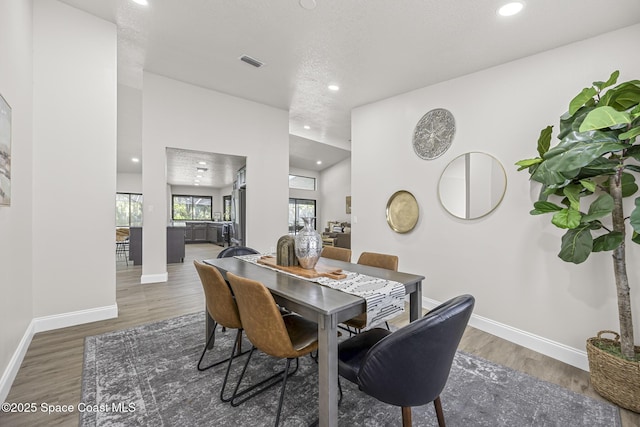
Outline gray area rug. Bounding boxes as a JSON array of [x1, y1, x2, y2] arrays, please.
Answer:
[[81, 312, 621, 426]]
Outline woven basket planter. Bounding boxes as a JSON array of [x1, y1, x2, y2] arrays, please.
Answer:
[[586, 330, 640, 413]]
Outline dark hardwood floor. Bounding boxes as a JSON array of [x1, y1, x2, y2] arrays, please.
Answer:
[[1, 243, 638, 426]]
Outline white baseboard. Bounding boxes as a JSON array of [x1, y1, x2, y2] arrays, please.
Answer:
[[140, 272, 168, 284], [422, 297, 589, 372], [0, 320, 35, 404], [1, 303, 118, 403], [33, 304, 119, 333]]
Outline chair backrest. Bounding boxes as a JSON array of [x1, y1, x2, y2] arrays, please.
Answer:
[[357, 294, 475, 407], [193, 260, 242, 330], [321, 246, 352, 262], [357, 252, 398, 271], [226, 272, 296, 359], [217, 246, 260, 258]]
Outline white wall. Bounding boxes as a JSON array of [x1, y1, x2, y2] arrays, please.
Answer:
[[0, 0, 34, 403], [352, 24, 640, 369], [32, 0, 117, 317], [117, 84, 142, 171], [319, 157, 351, 231], [117, 173, 142, 193], [141, 73, 289, 282]]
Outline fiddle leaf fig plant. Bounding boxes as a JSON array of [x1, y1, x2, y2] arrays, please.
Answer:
[[516, 71, 640, 360]]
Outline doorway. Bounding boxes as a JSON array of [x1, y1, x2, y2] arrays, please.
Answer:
[[289, 198, 316, 234]]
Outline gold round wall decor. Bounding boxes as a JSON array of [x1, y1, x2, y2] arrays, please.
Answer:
[[386, 190, 419, 233]]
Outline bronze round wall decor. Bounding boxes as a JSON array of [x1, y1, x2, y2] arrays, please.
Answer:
[[412, 108, 456, 160], [386, 190, 419, 233]]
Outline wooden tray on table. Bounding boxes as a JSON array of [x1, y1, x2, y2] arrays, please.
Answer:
[[257, 256, 346, 280]]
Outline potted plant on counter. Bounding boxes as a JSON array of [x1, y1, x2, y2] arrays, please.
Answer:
[[516, 70, 639, 412]]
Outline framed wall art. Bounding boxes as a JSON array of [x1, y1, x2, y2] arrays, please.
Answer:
[[0, 93, 11, 206]]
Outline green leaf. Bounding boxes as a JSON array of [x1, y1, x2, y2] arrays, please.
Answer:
[[569, 87, 598, 116], [558, 225, 593, 264], [596, 70, 620, 91], [515, 157, 542, 171], [632, 231, 640, 245], [630, 198, 640, 233], [559, 106, 595, 140], [626, 145, 640, 161], [531, 163, 577, 186], [579, 179, 596, 192], [621, 173, 638, 197], [592, 231, 623, 252], [619, 126, 640, 142], [552, 208, 582, 229], [577, 157, 619, 179], [581, 193, 614, 222], [623, 182, 639, 198], [530, 201, 563, 215], [579, 106, 631, 132], [540, 131, 626, 178], [537, 126, 553, 157], [625, 164, 640, 173], [563, 184, 581, 210], [599, 81, 640, 110]]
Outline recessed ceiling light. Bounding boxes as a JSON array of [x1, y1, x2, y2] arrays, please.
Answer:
[[196, 175, 203, 178], [131, 0, 148, 6], [131, 157, 140, 162], [196, 167, 207, 172], [304, 125, 311, 130], [194, 179, 200, 183], [498, 2, 524, 16], [194, 183, 200, 186], [198, 161, 207, 165], [328, 84, 340, 91], [316, 160, 322, 165]]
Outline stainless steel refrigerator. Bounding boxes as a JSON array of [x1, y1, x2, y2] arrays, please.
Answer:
[[230, 187, 246, 246]]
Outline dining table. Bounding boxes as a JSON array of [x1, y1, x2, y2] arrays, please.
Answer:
[[203, 255, 424, 427]]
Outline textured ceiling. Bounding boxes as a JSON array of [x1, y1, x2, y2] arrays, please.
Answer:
[[59, 0, 640, 183], [165, 148, 247, 189]]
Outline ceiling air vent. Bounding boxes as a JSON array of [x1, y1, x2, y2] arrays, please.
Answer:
[[239, 55, 264, 68]]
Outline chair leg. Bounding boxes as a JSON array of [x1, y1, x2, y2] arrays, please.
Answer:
[[401, 406, 412, 427], [198, 325, 250, 372], [197, 322, 218, 371], [230, 352, 299, 407], [434, 396, 445, 427], [274, 358, 293, 427], [220, 330, 246, 402]]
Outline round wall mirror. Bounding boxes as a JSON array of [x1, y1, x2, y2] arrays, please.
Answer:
[[438, 152, 507, 219]]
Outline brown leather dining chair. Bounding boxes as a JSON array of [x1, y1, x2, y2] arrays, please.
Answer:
[[342, 251, 399, 333], [227, 272, 318, 427], [193, 260, 250, 401], [321, 246, 352, 262]]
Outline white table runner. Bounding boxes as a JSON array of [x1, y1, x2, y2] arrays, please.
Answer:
[[235, 254, 405, 329]]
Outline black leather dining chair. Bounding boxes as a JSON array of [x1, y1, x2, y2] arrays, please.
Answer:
[[337, 294, 475, 427], [218, 245, 260, 258]]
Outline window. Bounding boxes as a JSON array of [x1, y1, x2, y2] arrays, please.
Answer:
[[172, 195, 212, 220], [116, 193, 143, 227], [289, 174, 316, 191], [288, 198, 316, 234]]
